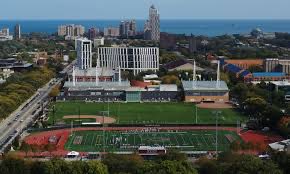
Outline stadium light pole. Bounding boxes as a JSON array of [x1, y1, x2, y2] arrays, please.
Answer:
[[237, 119, 240, 135], [117, 102, 120, 124], [78, 105, 81, 126], [212, 110, 221, 158], [52, 104, 55, 125], [195, 105, 198, 124], [70, 120, 73, 136]]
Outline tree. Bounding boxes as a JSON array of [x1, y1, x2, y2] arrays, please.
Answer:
[[220, 72, 230, 84], [86, 161, 108, 174], [262, 105, 283, 128], [102, 153, 144, 174], [248, 65, 264, 73], [230, 83, 249, 102], [223, 154, 282, 174], [20, 142, 31, 157], [30, 161, 46, 174], [49, 86, 60, 98], [196, 157, 218, 174], [244, 97, 267, 118], [44, 144, 55, 157], [0, 157, 30, 174], [157, 149, 187, 161], [140, 160, 197, 174], [49, 85, 60, 102], [271, 151, 290, 174], [161, 75, 181, 86], [12, 135, 20, 149]]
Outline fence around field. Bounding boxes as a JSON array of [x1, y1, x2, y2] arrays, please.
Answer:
[[27, 123, 240, 133]]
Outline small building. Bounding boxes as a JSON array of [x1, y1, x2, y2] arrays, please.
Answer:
[[244, 72, 290, 83], [163, 59, 203, 72], [125, 84, 180, 102], [220, 59, 251, 79], [93, 37, 105, 48], [138, 146, 166, 156], [0, 58, 33, 72], [269, 139, 290, 153], [225, 59, 263, 69], [68, 67, 117, 82], [58, 81, 130, 102], [183, 60, 229, 103], [182, 81, 229, 103]]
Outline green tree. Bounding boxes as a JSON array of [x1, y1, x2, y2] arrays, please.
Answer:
[[103, 153, 144, 174], [20, 142, 31, 157], [86, 161, 109, 174], [244, 97, 267, 117], [196, 157, 218, 174]]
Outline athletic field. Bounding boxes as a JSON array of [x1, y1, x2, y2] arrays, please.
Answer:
[[64, 130, 240, 152], [48, 102, 245, 125]]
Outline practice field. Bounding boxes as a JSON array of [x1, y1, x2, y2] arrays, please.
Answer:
[[64, 130, 241, 152], [48, 102, 246, 125]]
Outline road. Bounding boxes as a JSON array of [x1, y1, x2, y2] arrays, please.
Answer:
[[0, 61, 74, 153]]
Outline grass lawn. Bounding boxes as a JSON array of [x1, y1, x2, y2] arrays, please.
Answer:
[[48, 102, 246, 125], [64, 130, 241, 152]]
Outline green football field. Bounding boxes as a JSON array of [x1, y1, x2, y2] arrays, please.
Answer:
[[64, 130, 241, 152], [48, 102, 246, 125]]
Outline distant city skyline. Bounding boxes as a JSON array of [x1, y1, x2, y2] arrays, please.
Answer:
[[0, 0, 290, 20]]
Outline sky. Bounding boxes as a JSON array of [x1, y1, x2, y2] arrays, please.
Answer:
[[1, 0, 290, 20]]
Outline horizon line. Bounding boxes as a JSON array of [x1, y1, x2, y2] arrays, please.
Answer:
[[1, 18, 290, 21]]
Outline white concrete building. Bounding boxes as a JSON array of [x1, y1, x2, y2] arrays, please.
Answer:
[[98, 47, 159, 75], [0, 28, 13, 41], [76, 38, 92, 70], [93, 37, 105, 48]]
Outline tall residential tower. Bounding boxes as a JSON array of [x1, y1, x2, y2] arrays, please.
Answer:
[[144, 5, 160, 41], [76, 38, 92, 70], [14, 24, 21, 40]]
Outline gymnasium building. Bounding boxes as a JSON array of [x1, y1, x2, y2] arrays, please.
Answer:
[[182, 61, 229, 103]]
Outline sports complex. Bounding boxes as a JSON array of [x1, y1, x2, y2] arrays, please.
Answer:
[[24, 126, 243, 156], [21, 101, 284, 157], [19, 101, 250, 157]]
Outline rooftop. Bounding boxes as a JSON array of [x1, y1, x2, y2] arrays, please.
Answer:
[[64, 81, 131, 91], [163, 59, 204, 71], [160, 84, 178, 91], [72, 67, 115, 77], [252, 72, 286, 78], [269, 139, 290, 151], [182, 80, 229, 91]]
